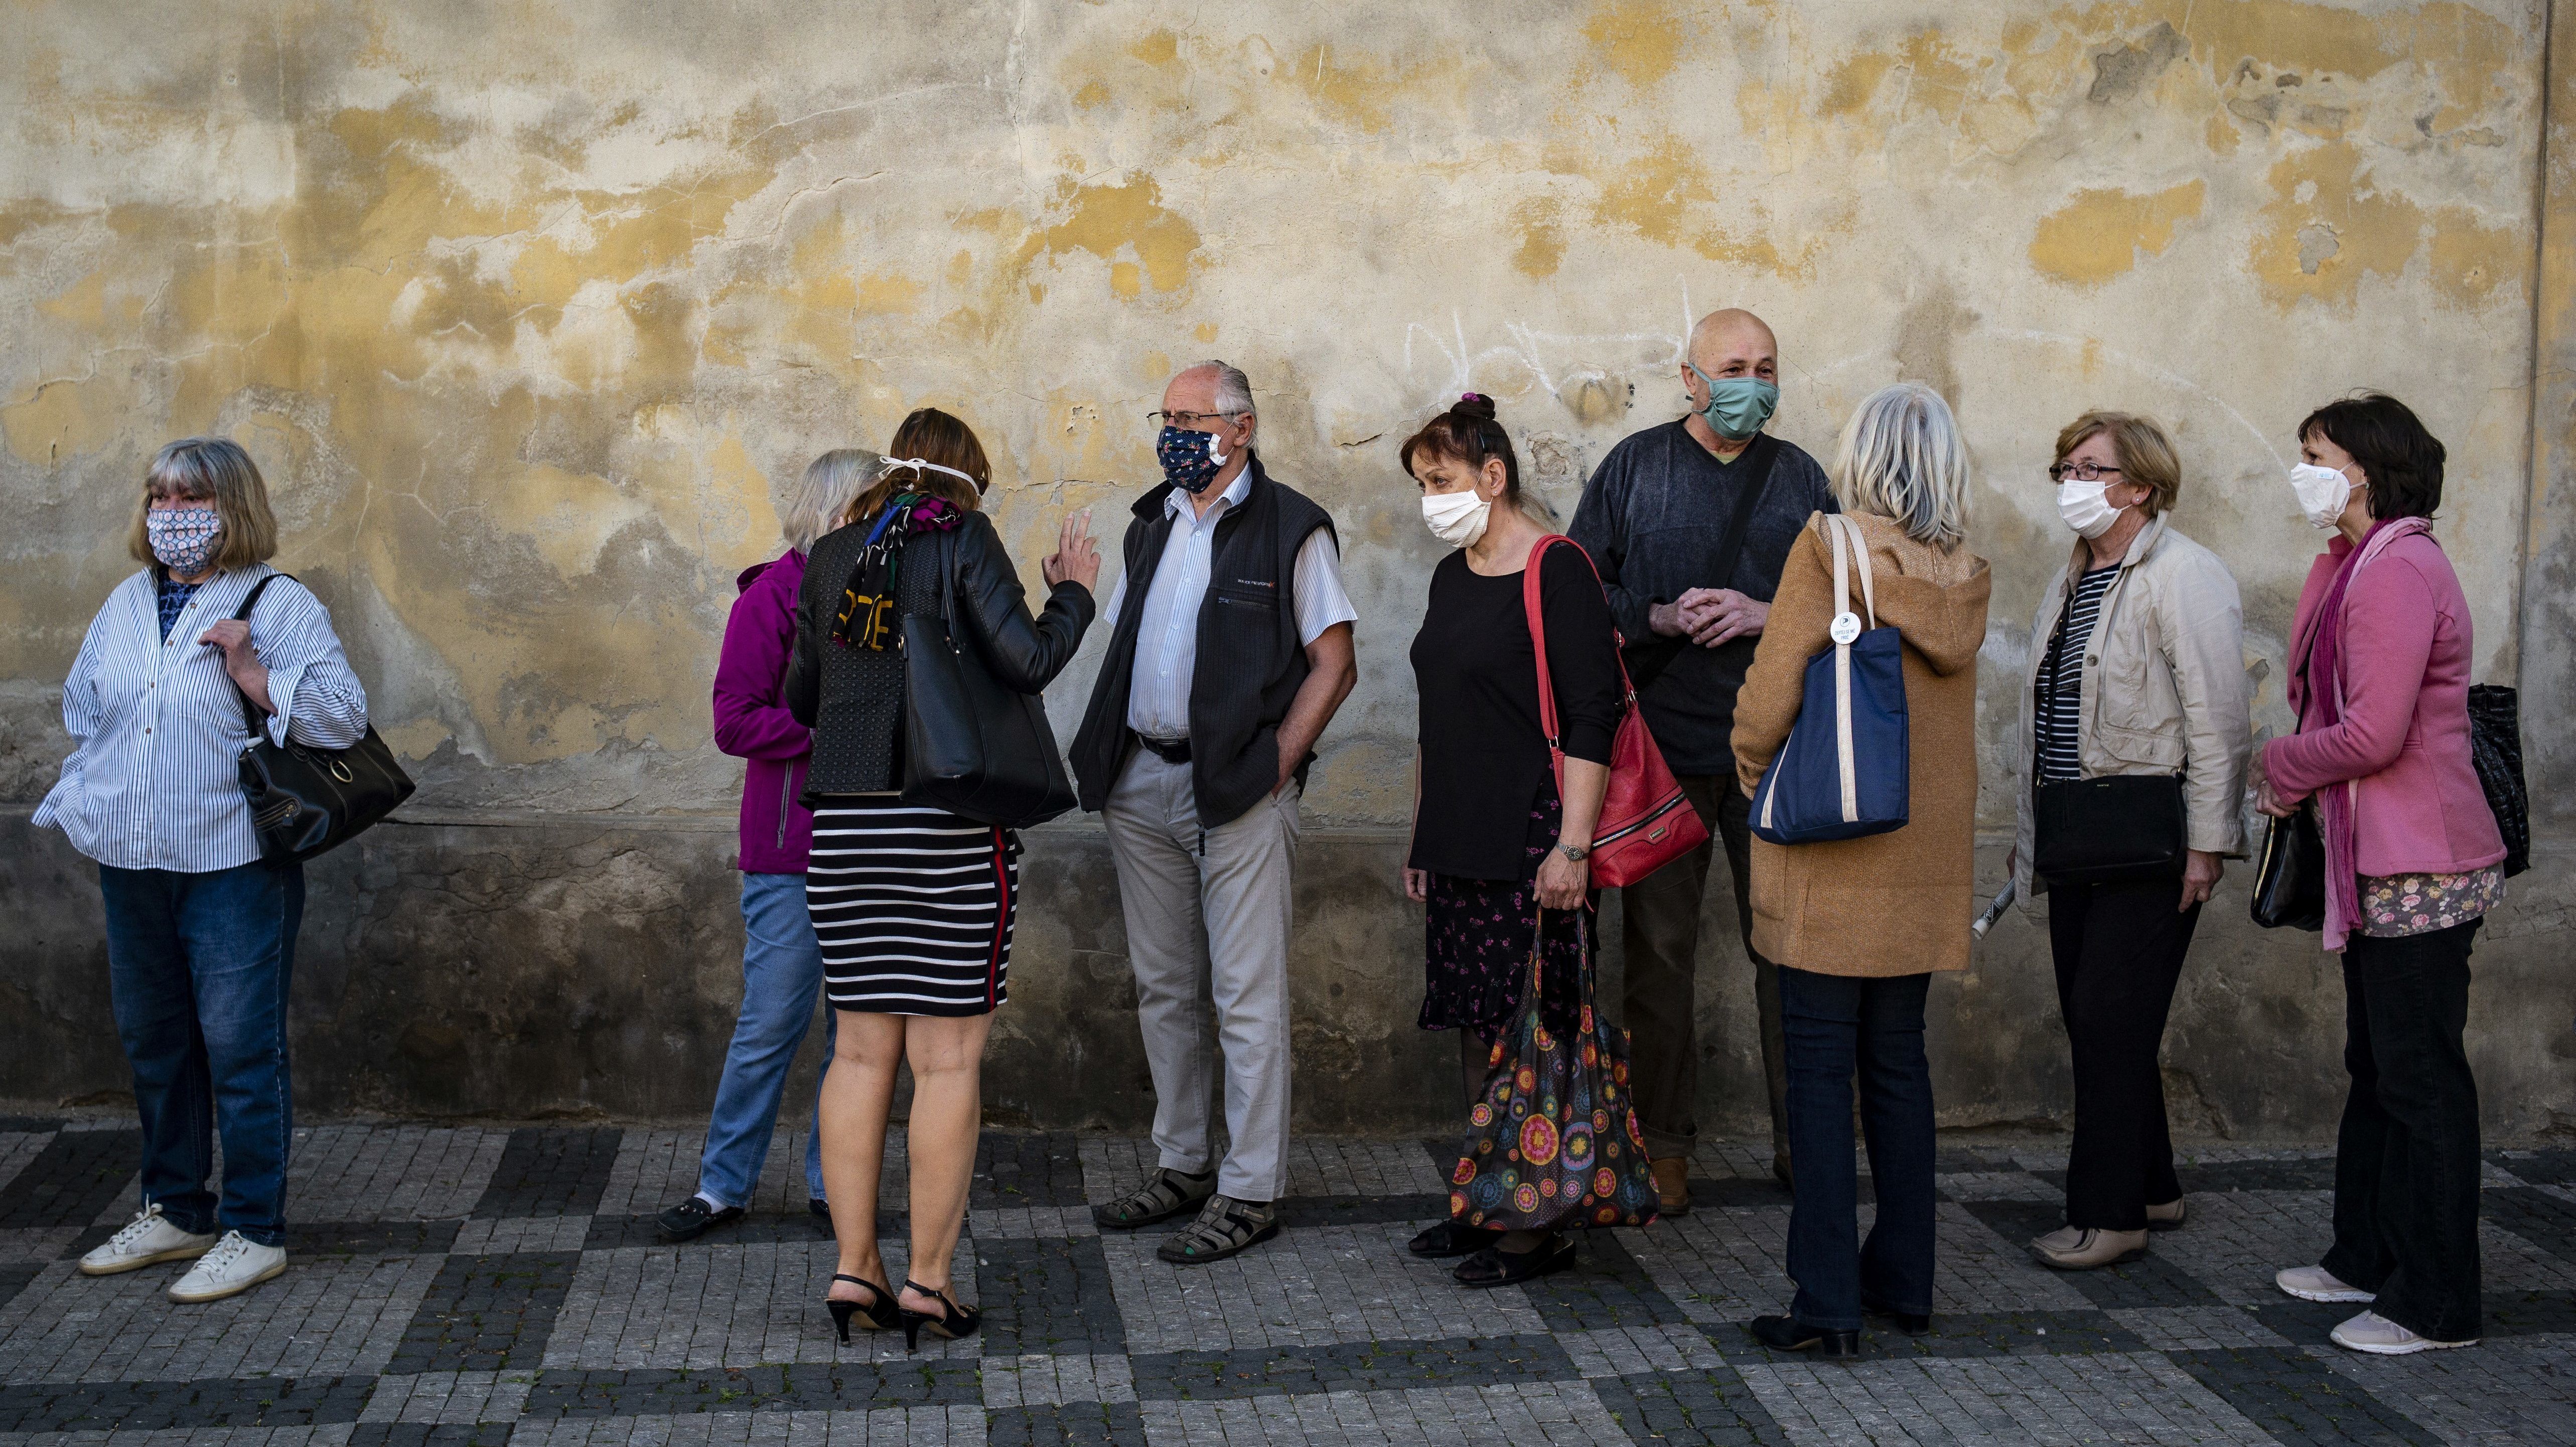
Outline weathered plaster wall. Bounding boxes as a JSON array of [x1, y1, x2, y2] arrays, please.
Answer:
[[5, 1, 2570, 1136]]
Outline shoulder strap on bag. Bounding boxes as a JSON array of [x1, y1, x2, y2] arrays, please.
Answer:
[[1522, 534, 1633, 806], [229, 571, 287, 737]]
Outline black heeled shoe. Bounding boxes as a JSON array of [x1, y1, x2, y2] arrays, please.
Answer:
[[1862, 1294, 1932, 1336], [824, 1274, 896, 1343], [898, 1278, 983, 1351], [1748, 1314, 1861, 1360]]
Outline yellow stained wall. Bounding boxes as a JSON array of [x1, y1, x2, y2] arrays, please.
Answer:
[[0, 0, 2548, 827]]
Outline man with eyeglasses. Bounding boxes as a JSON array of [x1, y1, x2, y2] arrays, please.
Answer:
[[1566, 308, 1837, 1214], [1070, 359, 1358, 1265]]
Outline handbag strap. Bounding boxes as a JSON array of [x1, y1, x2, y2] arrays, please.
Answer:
[[228, 572, 287, 740], [1521, 534, 1633, 805], [1820, 516, 1876, 825]]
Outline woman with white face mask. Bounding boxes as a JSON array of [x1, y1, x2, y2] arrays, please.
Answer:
[[2010, 412, 2251, 1272], [1398, 394, 1624, 1287]]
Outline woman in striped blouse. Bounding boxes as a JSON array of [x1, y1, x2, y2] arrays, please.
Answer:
[[33, 438, 369, 1305]]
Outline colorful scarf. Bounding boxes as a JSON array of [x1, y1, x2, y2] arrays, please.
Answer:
[[830, 493, 965, 650]]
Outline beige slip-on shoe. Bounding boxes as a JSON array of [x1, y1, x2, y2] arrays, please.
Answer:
[[2030, 1225, 2150, 1270]]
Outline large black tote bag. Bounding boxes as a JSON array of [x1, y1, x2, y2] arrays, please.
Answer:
[[2466, 683, 2530, 878], [898, 531, 1078, 829], [232, 574, 416, 861]]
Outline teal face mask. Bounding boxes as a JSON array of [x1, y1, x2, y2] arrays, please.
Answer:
[[1689, 364, 1779, 442]]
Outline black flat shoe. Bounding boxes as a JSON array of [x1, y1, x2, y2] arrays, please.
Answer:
[[1748, 1314, 1861, 1360], [824, 1274, 896, 1343], [1454, 1234, 1577, 1288], [1862, 1296, 1932, 1336], [898, 1278, 982, 1351], [655, 1197, 744, 1243], [1407, 1220, 1504, 1259]]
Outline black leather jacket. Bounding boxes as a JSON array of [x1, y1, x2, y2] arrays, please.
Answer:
[[785, 510, 1094, 797]]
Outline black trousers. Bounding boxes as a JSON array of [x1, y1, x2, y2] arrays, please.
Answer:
[[2324, 919, 2483, 1342], [2047, 876, 2200, 1231]]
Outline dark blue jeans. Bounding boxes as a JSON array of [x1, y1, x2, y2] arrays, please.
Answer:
[[97, 860, 304, 1248], [1778, 966, 1936, 1331]]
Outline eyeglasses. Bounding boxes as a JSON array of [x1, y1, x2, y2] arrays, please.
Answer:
[[1148, 410, 1237, 427], [2047, 462, 2124, 483]]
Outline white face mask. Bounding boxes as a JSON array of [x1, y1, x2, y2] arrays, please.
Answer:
[[2054, 479, 2124, 540], [1420, 488, 1491, 548], [2289, 462, 2358, 530]]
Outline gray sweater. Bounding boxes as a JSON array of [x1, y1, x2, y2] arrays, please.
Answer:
[[1566, 420, 1836, 776]]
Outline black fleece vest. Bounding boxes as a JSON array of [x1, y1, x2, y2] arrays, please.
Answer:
[[1070, 454, 1336, 828]]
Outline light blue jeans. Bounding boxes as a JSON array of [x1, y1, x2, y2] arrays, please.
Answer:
[[695, 872, 833, 1209]]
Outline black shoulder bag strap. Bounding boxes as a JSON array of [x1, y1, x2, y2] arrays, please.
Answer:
[[1629, 432, 1782, 690], [230, 573, 284, 734]]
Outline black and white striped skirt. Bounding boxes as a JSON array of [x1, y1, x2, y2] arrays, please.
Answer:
[[807, 796, 1018, 1016]]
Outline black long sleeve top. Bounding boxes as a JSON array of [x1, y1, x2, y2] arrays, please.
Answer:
[[1408, 543, 1626, 879]]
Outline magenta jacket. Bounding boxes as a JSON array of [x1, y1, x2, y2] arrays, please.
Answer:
[[2263, 523, 2503, 947], [715, 551, 815, 873]]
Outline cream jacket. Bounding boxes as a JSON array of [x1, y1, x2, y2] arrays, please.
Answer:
[[2012, 513, 2252, 900]]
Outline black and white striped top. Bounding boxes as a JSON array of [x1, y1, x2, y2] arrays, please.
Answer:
[[2034, 565, 2119, 784]]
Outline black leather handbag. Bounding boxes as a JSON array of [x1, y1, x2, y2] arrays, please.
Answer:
[[899, 532, 1078, 830], [2466, 683, 2530, 879], [2249, 802, 2327, 931], [2032, 773, 2186, 887], [232, 575, 416, 861]]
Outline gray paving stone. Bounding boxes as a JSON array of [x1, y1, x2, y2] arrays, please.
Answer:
[[288, 1128, 509, 1223], [1098, 1223, 1545, 1355], [0, 1252, 442, 1382], [1744, 1351, 2280, 1444], [979, 1353, 1136, 1408], [1132, 1380, 1622, 1445], [0, 1130, 138, 1231], [2168, 1344, 2444, 1445], [469, 1131, 622, 1220], [2314, 1334, 2576, 1445]]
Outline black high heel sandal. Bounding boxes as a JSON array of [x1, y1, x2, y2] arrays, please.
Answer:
[[898, 1278, 983, 1351], [824, 1274, 897, 1343]]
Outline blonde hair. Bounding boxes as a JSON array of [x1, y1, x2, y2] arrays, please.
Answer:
[[783, 449, 877, 550], [1832, 383, 1971, 549], [126, 437, 278, 571], [2054, 410, 2182, 515]]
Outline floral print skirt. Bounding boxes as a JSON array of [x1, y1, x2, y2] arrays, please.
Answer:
[[1419, 791, 1587, 1044]]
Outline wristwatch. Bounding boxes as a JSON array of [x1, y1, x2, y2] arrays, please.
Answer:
[[1557, 842, 1591, 862]]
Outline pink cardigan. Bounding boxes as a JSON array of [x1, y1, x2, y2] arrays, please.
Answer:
[[2262, 526, 2503, 946]]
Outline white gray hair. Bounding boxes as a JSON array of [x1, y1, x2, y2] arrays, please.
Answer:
[[1830, 382, 1971, 549], [780, 448, 877, 552], [1194, 359, 1254, 418]]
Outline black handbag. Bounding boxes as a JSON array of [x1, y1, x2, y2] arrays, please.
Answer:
[[2032, 773, 2186, 887], [2466, 684, 2530, 879], [231, 574, 416, 861], [2249, 802, 2326, 931], [898, 531, 1078, 830]]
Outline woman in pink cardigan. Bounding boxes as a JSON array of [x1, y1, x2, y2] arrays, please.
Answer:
[[2254, 394, 2504, 1357]]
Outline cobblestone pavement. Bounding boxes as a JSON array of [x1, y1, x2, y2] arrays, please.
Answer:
[[0, 1115, 2569, 1444]]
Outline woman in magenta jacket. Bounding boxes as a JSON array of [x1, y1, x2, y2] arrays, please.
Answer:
[[654, 450, 877, 1243], [2254, 394, 2505, 1357]]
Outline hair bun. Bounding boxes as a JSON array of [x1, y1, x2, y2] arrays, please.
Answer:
[[1453, 392, 1498, 421]]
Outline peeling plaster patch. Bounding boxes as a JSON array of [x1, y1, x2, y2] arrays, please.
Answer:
[[1581, 0, 1684, 91], [2029, 180, 2207, 286], [2089, 21, 2187, 104], [1027, 175, 1202, 298], [1513, 197, 1566, 279], [2249, 141, 2522, 309], [2296, 222, 2341, 273]]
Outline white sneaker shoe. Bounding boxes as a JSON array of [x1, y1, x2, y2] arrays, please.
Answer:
[[2331, 1309, 2477, 1355], [78, 1204, 217, 1276], [166, 1231, 285, 1303], [2276, 1265, 2374, 1303]]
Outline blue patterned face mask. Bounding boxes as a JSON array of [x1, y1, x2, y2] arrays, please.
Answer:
[[146, 504, 222, 574], [1157, 425, 1231, 494]]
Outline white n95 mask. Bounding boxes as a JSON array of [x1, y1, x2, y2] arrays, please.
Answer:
[[1421, 490, 1491, 548]]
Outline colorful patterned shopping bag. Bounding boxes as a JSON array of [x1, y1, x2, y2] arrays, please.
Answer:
[[1451, 911, 1660, 1232]]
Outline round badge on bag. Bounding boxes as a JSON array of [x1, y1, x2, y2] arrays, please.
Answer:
[[1829, 611, 1862, 645]]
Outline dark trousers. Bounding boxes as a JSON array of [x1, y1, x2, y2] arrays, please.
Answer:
[[1778, 966, 1935, 1331], [96, 860, 305, 1248], [2323, 919, 2483, 1342], [2047, 877, 2199, 1230], [1620, 776, 1789, 1162]]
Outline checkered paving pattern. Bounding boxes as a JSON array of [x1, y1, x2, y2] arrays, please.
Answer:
[[0, 1119, 2569, 1444]]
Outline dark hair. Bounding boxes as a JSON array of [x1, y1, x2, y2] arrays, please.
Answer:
[[1398, 393, 1521, 505], [2298, 393, 2445, 522], [851, 406, 990, 524]]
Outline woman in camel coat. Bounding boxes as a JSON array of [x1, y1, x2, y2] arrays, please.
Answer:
[[1730, 382, 1992, 1361]]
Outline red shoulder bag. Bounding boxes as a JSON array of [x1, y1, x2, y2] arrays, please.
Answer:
[[1523, 535, 1710, 889]]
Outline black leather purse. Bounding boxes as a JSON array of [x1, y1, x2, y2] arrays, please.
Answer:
[[2466, 683, 2530, 879], [2032, 773, 2186, 887], [899, 531, 1078, 830], [232, 575, 416, 861], [2249, 802, 2326, 931]]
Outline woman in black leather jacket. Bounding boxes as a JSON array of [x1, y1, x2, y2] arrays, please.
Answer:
[[783, 406, 1098, 1350]]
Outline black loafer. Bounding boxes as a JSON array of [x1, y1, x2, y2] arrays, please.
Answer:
[[1749, 1314, 1861, 1359], [1454, 1234, 1577, 1288], [655, 1197, 744, 1242], [1862, 1296, 1932, 1336], [1407, 1220, 1504, 1259]]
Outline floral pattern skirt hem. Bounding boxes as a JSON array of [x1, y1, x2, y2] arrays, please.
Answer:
[[1419, 792, 1585, 1043]]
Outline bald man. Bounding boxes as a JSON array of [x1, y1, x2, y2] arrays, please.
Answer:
[[1566, 308, 1835, 1210]]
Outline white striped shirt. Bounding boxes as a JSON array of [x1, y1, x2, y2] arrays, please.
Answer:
[[33, 565, 369, 873], [2034, 564, 2118, 784]]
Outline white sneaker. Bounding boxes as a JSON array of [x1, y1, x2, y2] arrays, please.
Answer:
[[2331, 1309, 2477, 1355], [78, 1204, 217, 1276], [2276, 1265, 2375, 1303], [166, 1231, 285, 1303]]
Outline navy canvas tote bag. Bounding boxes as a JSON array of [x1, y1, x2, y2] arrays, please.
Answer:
[[1750, 514, 1909, 844]]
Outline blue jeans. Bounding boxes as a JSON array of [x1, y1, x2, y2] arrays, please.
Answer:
[[1779, 966, 1936, 1331], [695, 873, 833, 1208], [97, 860, 304, 1248]]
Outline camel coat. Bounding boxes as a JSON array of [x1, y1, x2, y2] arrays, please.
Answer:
[[1731, 512, 1993, 978]]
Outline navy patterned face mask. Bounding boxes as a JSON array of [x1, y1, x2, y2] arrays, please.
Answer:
[[1157, 425, 1231, 494]]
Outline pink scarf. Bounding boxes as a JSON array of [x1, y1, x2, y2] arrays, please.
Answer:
[[2299, 517, 2428, 949]]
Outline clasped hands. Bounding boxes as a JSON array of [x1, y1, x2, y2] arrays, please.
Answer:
[[1649, 587, 1767, 648]]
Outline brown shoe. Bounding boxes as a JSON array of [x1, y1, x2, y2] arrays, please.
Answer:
[[1650, 1156, 1692, 1216]]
